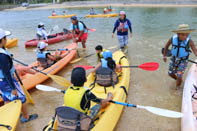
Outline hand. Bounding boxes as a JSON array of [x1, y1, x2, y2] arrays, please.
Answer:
[[11, 89, 18, 96], [130, 33, 132, 38], [107, 92, 113, 101], [73, 38, 77, 43], [112, 33, 114, 38], [163, 57, 167, 62]]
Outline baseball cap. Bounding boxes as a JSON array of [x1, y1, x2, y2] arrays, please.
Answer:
[[71, 16, 77, 20], [0, 29, 11, 39], [38, 42, 48, 50], [120, 11, 126, 15]]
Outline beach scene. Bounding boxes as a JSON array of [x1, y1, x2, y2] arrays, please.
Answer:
[[1, 0, 197, 131]]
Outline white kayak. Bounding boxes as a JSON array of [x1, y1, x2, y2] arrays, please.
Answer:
[[182, 60, 197, 131]]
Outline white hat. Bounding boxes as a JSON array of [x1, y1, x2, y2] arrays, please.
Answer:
[[39, 22, 44, 26], [38, 42, 48, 50], [120, 11, 126, 15], [0, 29, 11, 39]]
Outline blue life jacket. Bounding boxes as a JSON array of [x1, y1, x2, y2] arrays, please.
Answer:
[[101, 59, 108, 68], [0, 48, 15, 79], [171, 34, 191, 58], [37, 51, 48, 59]]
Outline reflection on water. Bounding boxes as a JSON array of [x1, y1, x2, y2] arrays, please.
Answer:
[[1, 7, 197, 131]]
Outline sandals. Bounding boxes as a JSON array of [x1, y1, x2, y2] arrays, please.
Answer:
[[20, 114, 38, 123]]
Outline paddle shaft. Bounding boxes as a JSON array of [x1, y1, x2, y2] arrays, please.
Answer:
[[0, 124, 12, 130], [12, 58, 48, 76], [188, 59, 197, 64], [121, 66, 138, 68], [110, 100, 137, 107]]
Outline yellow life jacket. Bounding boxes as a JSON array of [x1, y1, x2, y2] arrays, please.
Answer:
[[97, 49, 107, 59], [64, 86, 89, 113]]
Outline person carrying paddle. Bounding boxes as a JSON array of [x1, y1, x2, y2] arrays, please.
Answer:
[[95, 45, 107, 59], [70, 16, 88, 48], [37, 42, 70, 69], [0, 29, 38, 123], [163, 24, 197, 89], [63, 67, 113, 122], [112, 11, 132, 53], [36, 22, 48, 41]]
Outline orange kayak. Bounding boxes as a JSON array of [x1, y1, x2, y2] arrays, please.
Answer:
[[0, 43, 77, 103]]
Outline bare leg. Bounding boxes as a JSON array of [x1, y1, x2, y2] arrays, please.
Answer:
[[169, 73, 177, 80], [21, 103, 29, 119], [81, 40, 86, 48]]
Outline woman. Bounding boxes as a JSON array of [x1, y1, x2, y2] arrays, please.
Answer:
[[112, 11, 132, 52], [0, 29, 38, 123], [36, 22, 48, 41]]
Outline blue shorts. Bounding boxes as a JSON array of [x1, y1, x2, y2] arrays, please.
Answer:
[[0, 78, 26, 103], [117, 35, 128, 48]]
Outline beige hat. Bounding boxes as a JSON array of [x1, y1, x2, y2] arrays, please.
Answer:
[[172, 24, 195, 33]]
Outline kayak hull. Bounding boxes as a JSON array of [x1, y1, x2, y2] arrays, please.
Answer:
[[182, 59, 197, 131], [0, 43, 77, 103], [0, 100, 22, 131], [25, 32, 72, 48], [48, 14, 76, 18], [86, 13, 118, 18], [6, 38, 18, 48], [44, 51, 130, 131]]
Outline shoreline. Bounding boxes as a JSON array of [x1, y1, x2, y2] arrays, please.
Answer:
[[4, 1, 197, 12]]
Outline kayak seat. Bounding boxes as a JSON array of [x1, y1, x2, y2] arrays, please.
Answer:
[[37, 58, 52, 69]]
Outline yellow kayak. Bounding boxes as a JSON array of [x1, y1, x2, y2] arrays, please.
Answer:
[[5, 38, 18, 48], [44, 51, 130, 131], [48, 14, 76, 18], [86, 13, 118, 18], [0, 100, 22, 131]]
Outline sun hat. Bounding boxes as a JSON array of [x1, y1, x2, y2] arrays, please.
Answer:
[[172, 24, 195, 33], [38, 22, 44, 26], [37, 42, 48, 50], [120, 11, 126, 15], [0, 29, 11, 39]]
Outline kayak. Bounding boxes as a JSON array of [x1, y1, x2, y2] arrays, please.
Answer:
[[44, 51, 130, 131], [25, 32, 72, 48], [0, 43, 77, 103], [182, 60, 197, 131], [86, 13, 118, 18], [5, 38, 18, 48], [0, 100, 22, 131], [48, 14, 76, 18]]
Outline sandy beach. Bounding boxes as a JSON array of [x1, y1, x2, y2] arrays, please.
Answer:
[[4, 0, 197, 11]]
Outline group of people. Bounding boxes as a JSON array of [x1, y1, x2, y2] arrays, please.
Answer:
[[89, 6, 113, 15], [51, 10, 67, 16]]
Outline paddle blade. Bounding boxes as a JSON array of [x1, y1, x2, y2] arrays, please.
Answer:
[[140, 106, 183, 118], [107, 46, 118, 50], [21, 85, 35, 105], [88, 29, 96, 32], [70, 58, 83, 64], [36, 85, 61, 92], [48, 74, 71, 88], [75, 65, 94, 70], [138, 62, 159, 71]]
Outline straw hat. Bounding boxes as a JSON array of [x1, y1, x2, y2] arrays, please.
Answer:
[[172, 24, 195, 33]]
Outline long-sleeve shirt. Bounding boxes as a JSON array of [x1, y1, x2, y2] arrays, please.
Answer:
[[0, 53, 16, 90], [113, 18, 132, 36], [37, 28, 48, 41]]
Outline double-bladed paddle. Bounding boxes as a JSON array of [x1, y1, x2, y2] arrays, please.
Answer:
[[36, 85, 183, 118], [75, 62, 159, 71]]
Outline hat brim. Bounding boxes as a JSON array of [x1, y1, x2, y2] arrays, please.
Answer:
[[172, 29, 195, 33], [5, 31, 11, 36]]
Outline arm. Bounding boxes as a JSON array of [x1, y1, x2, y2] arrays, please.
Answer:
[[46, 53, 57, 61], [127, 19, 132, 33], [92, 63, 101, 73], [163, 39, 172, 62], [189, 39, 197, 56], [112, 20, 118, 38], [0, 54, 16, 90]]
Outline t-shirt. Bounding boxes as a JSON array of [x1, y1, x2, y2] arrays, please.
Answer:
[[70, 22, 88, 33], [113, 18, 132, 36]]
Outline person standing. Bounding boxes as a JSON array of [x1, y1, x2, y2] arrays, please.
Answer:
[[0, 29, 38, 123], [70, 16, 88, 48], [112, 11, 132, 52], [163, 24, 197, 89]]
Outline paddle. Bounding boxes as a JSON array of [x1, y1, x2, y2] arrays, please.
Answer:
[[75, 62, 159, 71], [88, 29, 96, 32], [12, 58, 71, 88], [110, 101, 183, 118], [14, 71, 35, 104], [48, 25, 59, 34], [0, 124, 12, 130], [70, 46, 118, 64], [36, 85, 183, 118]]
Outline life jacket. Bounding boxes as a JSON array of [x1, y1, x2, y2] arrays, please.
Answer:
[[37, 51, 50, 68], [117, 19, 129, 32], [0, 48, 15, 79], [64, 86, 89, 114], [171, 34, 191, 58], [97, 49, 107, 59], [73, 21, 87, 35], [52, 13, 56, 16]]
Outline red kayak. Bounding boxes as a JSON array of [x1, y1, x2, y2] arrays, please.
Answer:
[[25, 32, 72, 48]]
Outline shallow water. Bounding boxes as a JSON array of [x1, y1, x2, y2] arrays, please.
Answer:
[[1, 7, 197, 131]]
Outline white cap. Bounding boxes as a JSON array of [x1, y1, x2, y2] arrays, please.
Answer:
[[120, 11, 126, 15], [0, 29, 11, 39], [39, 22, 44, 26], [38, 42, 48, 50]]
